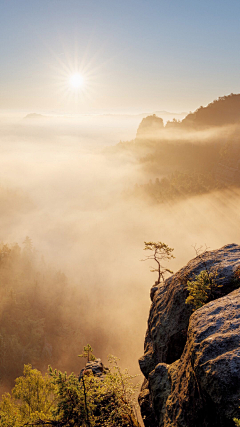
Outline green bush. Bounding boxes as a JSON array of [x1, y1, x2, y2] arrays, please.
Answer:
[[0, 355, 141, 427], [0, 364, 55, 426], [185, 269, 221, 310]]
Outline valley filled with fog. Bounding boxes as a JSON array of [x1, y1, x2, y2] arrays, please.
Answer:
[[1, 109, 240, 389]]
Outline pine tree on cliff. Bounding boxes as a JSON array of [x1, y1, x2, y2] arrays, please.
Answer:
[[142, 241, 174, 284]]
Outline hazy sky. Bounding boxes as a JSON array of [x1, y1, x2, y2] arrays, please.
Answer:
[[1, 0, 240, 114]]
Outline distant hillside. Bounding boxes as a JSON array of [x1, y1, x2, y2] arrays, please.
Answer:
[[109, 93, 240, 204], [24, 113, 47, 119], [135, 94, 240, 139], [168, 93, 240, 129]]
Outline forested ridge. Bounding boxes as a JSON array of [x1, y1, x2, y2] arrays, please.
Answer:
[[0, 241, 142, 426], [108, 94, 240, 203], [0, 238, 76, 389]]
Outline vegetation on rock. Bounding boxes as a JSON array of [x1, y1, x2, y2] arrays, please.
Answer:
[[139, 244, 240, 426], [142, 241, 174, 284], [185, 247, 240, 310], [78, 344, 96, 362], [185, 269, 221, 310], [0, 351, 141, 427]]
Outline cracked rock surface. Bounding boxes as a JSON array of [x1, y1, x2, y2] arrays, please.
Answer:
[[139, 244, 240, 427]]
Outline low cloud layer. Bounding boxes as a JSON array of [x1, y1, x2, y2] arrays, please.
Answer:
[[0, 114, 240, 379]]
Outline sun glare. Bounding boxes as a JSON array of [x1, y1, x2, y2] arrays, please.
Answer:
[[54, 49, 96, 105], [69, 73, 84, 89]]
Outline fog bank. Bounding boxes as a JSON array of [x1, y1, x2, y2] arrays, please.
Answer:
[[0, 115, 240, 379]]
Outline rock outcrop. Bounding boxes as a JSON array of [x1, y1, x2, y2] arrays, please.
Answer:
[[139, 244, 240, 426], [136, 115, 164, 140], [79, 358, 108, 380]]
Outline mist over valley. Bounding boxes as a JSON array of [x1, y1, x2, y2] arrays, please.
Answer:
[[1, 95, 240, 394]]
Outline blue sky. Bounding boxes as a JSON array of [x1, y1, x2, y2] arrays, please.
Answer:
[[1, 0, 240, 113]]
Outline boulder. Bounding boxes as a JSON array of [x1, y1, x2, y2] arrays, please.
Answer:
[[139, 244, 240, 426], [79, 358, 108, 380]]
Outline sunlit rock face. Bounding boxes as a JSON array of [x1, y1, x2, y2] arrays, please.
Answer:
[[139, 244, 240, 427]]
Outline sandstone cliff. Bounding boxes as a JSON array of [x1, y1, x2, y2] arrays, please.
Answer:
[[139, 244, 240, 427]]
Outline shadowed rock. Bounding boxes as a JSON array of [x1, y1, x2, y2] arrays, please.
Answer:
[[139, 244, 240, 426]]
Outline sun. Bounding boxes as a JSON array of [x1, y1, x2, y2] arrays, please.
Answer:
[[53, 50, 96, 105], [69, 73, 84, 89]]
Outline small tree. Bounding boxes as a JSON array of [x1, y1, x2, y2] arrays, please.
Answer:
[[142, 241, 174, 284], [78, 344, 96, 362]]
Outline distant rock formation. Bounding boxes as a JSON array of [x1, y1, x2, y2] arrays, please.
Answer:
[[135, 94, 240, 139], [139, 244, 240, 426], [24, 113, 47, 119], [136, 115, 164, 140]]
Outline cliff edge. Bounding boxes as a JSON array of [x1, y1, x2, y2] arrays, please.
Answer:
[[139, 244, 240, 427]]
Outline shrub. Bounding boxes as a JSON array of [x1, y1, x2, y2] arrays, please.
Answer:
[[185, 269, 221, 310], [0, 355, 141, 427], [49, 355, 140, 427]]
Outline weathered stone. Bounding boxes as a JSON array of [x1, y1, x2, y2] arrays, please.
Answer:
[[85, 358, 104, 376], [149, 363, 171, 426], [79, 358, 108, 380], [138, 379, 157, 427], [150, 282, 160, 301], [164, 288, 240, 426], [139, 244, 240, 426]]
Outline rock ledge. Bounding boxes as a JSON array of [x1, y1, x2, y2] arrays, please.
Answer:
[[139, 244, 240, 427]]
